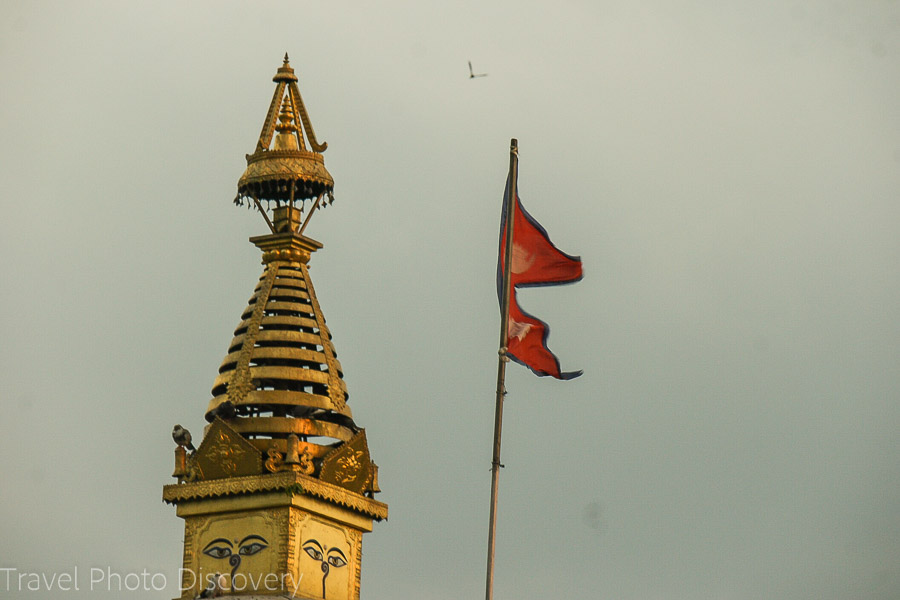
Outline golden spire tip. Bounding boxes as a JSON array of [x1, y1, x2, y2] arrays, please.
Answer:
[[284, 52, 290, 64]]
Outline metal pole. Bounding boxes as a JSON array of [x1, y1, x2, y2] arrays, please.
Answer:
[[252, 194, 276, 234], [298, 191, 325, 236], [485, 138, 518, 600]]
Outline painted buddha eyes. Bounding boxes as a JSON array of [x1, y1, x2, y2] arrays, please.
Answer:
[[239, 541, 268, 556], [203, 544, 232, 559], [303, 545, 324, 561], [202, 536, 269, 560], [327, 554, 347, 568], [303, 539, 348, 599], [303, 539, 347, 568]]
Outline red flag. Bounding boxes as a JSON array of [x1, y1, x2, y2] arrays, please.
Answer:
[[498, 175, 583, 379]]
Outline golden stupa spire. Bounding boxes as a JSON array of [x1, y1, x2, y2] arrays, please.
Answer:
[[236, 53, 332, 208], [164, 55, 385, 600], [204, 210, 355, 461]]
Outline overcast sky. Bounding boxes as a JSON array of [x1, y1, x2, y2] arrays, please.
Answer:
[[1, 1, 898, 599]]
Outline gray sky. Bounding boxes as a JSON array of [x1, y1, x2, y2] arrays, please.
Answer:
[[1, 1, 899, 599]]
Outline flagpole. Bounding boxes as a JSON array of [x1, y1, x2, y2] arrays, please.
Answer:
[[485, 138, 518, 600]]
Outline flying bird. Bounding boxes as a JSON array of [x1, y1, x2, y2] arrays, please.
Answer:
[[172, 424, 195, 451], [468, 61, 487, 79]]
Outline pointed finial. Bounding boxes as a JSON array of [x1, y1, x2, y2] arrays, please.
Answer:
[[277, 95, 298, 133], [273, 95, 300, 151], [237, 55, 332, 206]]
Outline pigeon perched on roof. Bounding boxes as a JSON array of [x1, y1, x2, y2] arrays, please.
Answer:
[[290, 405, 328, 419], [212, 400, 236, 420], [172, 424, 195, 452], [289, 406, 359, 432], [198, 572, 225, 598]]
